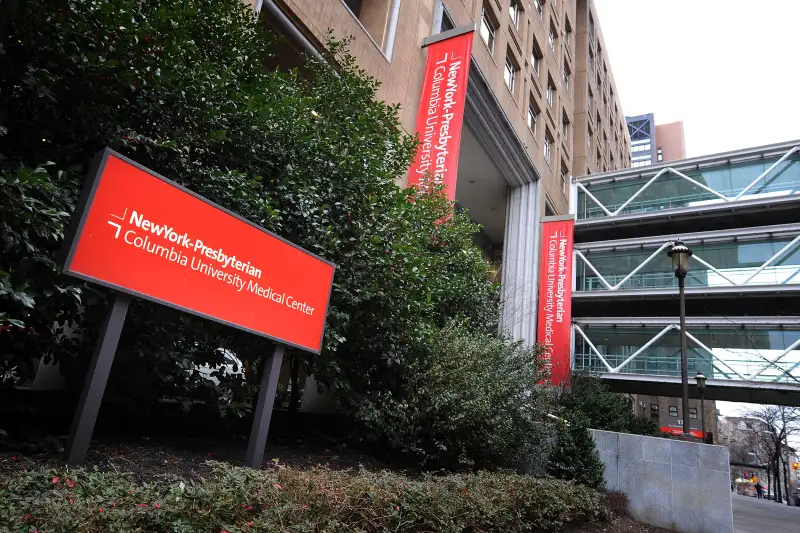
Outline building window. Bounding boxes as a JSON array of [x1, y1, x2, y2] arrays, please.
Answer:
[[669, 406, 678, 417], [531, 41, 543, 77], [546, 80, 554, 106], [657, 147, 663, 162], [689, 407, 698, 419], [562, 64, 570, 90], [564, 20, 572, 47], [587, 125, 592, 151], [534, 0, 543, 19], [596, 149, 602, 165], [650, 404, 659, 412], [589, 13, 595, 42], [588, 88, 593, 113], [560, 162, 569, 194], [544, 131, 553, 162], [440, 8, 455, 31], [479, 6, 497, 54], [561, 110, 570, 137], [503, 52, 518, 93], [548, 24, 557, 52], [509, 0, 521, 27], [342, 0, 399, 57], [528, 98, 539, 134]]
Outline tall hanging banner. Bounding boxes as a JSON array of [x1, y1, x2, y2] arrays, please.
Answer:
[[407, 27, 475, 201], [536, 216, 575, 385]]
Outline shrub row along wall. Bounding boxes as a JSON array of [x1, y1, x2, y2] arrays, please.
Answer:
[[0, 462, 611, 532]]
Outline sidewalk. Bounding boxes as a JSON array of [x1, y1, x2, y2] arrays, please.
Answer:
[[732, 493, 800, 533]]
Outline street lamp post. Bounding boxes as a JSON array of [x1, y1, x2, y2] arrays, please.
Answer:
[[696, 372, 707, 442], [668, 240, 693, 437]]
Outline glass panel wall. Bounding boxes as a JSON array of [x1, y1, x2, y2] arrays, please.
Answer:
[[577, 156, 800, 219], [574, 325, 800, 383], [576, 236, 800, 291]]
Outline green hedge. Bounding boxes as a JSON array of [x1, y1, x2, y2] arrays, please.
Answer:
[[0, 462, 610, 532]]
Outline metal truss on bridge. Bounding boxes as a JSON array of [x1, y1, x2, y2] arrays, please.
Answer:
[[576, 144, 800, 218], [572, 317, 800, 385]]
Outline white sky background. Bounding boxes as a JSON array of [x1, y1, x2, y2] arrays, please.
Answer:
[[593, 0, 800, 158], [592, 0, 800, 429]]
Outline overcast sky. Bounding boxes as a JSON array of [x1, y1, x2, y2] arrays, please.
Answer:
[[594, 0, 800, 158]]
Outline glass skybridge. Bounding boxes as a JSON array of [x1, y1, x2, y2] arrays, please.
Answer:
[[573, 318, 800, 385], [576, 142, 800, 220]]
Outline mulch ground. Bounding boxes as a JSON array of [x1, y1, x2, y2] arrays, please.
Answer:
[[576, 517, 673, 532], [0, 436, 673, 532], [0, 433, 388, 483]]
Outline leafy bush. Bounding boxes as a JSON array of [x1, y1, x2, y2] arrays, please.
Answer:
[[353, 323, 555, 470], [0, 463, 611, 532], [0, 165, 96, 377], [0, 0, 498, 425], [560, 375, 661, 437], [545, 418, 606, 490]]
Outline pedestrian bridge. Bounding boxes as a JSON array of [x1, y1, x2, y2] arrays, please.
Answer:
[[569, 140, 800, 406], [573, 317, 800, 406]]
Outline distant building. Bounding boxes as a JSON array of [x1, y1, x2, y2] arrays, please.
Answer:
[[624, 113, 686, 168], [632, 394, 718, 441], [655, 120, 686, 162], [719, 416, 800, 502], [718, 416, 770, 464]]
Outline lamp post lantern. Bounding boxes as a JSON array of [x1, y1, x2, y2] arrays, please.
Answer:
[[696, 372, 707, 442], [668, 240, 693, 437]]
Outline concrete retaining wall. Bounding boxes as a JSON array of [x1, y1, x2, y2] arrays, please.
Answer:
[[591, 429, 734, 533]]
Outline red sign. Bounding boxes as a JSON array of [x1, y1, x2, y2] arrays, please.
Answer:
[[661, 427, 704, 439], [536, 217, 575, 385], [62, 150, 335, 353], [406, 29, 474, 201]]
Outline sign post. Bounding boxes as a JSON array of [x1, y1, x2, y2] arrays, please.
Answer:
[[243, 343, 286, 468], [536, 215, 575, 385], [60, 149, 335, 467], [65, 293, 131, 465]]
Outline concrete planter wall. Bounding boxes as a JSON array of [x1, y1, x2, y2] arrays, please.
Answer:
[[591, 429, 734, 533]]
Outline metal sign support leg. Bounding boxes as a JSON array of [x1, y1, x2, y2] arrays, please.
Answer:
[[243, 343, 286, 468], [65, 293, 131, 465]]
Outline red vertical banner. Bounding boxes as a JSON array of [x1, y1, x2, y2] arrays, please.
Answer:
[[407, 30, 474, 201], [536, 217, 575, 385]]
